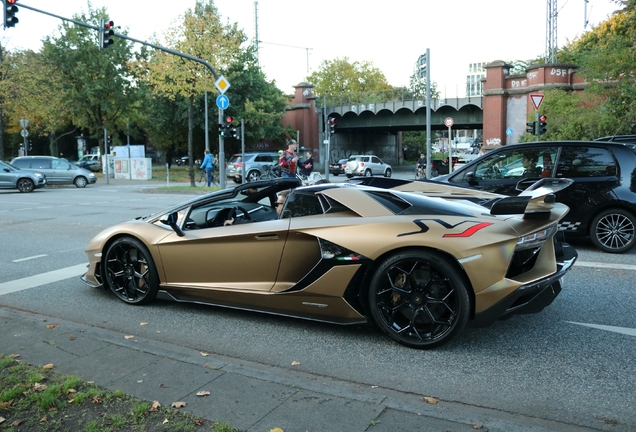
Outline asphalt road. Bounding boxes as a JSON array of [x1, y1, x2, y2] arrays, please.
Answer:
[[1, 179, 635, 431]]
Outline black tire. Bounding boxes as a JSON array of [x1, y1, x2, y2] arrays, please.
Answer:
[[104, 237, 160, 305], [590, 208, 636, 253], [232, 177, 241, 184], [17, 178, 35, 193], [368, 250, 470, 349], [246, 170, 260, 183], [384, 168, 392, 178], [364, 169, 372, 177], [74, 176, 88, 188]]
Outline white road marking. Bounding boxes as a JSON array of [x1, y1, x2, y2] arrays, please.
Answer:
[[12, 254, 48, 263], [566, 321, 636, 337], [575, 261, 636, 271], [0, 263, 87, 296]]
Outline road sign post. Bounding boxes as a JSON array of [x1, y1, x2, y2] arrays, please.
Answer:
[[445, 117, 454, 173], [530, 94, 544, 142]]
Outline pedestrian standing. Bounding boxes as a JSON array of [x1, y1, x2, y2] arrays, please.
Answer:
[[200, 149, 215, 187], [279, 140, 299, 178], [298, 151, 314, 176]]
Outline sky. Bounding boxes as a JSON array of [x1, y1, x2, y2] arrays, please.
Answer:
[[2, 0, 621, 98]]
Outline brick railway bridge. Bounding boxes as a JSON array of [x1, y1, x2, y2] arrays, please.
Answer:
[[277, 60, 586, 168]]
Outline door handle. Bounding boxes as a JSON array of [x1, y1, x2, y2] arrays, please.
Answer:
[[255, 234, 279, 240]]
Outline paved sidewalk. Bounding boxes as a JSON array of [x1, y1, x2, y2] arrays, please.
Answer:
[[0, 307, 597, 432]]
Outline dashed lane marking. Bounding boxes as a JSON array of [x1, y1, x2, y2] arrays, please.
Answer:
[[0, 263, 87, 296], [12, 254, 48, 263], [575, 261, 636, 271], [566, 322, 636, 337]]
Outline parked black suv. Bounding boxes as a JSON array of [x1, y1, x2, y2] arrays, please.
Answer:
[[434, 140, 636, 253]]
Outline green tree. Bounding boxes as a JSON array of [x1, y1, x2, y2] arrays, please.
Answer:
[[307, 57, 391, 97], [2, 49, 74, 156], [41, 5, 141, 155], [557, 2, 635, 136]]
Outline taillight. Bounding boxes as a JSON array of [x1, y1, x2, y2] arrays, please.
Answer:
[[360, 162, 365, 167], [235, 162, 243, 167]]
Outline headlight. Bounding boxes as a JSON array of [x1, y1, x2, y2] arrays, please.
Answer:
[[34, 173, 43, 178], [516, 225, 556, 250], [89, 173, 96, 177]]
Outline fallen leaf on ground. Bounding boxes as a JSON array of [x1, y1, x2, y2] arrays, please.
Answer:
[[200, 352, 209, 357], [270, 428, 284, 432], [46, 324, 56, 329], [33, 383, 47, 391], [67, 389, 76, 394], [423, 396, 439, 404], [140, 322, 148, 326], [196, 391, 210, 397], [42, 364, 54, 370], [8, 354, 19, 358], [149, 400, 160, 412], [473, 425, 483, 430], [162, 419, 169, 424], [193, 419, 203, 426], [371, 385, 379, 388], [10, 419, 25, 427], [171, 401, 186, 408], [203, 363, 210, 368], [0, 417, 5, 424], [124, 335, 134, 339], [69, 336, 76, 341], [291, 361, 300, 366], [92, 396, 103, 404], [39, 416, 47, 422]]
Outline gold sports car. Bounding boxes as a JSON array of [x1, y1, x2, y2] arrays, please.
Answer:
[[81, 177, 577, 349]]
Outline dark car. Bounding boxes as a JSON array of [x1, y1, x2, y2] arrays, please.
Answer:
[[434, 140, 636, 253], [329, 158, 348, 176], [176, 156, 189, 166]]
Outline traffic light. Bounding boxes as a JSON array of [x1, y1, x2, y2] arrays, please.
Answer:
[[107, 135, 113, 147], [218, 123, 225, 136], [526, 121, 536, 135], [538, 115, 547, 135], [4, 0, 19, 28], [328, 117, 336, 135], [101, 19, 114, 49]]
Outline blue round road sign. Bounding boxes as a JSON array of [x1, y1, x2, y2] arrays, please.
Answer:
[[216, 94, 229, 110]]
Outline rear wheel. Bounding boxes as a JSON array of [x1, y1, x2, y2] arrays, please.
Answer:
[[364, 169, 372, 177], [368, 250, 470, 349], [17, 178, 35, 193], [74, 176, 88, 188], [104, 237, 159, 305], [590, 208, 636, 253]]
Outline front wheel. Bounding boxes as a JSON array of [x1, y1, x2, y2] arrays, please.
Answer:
[[367, 250, 470, 349], [17, 178, 35, 193], [590, 208, 636, 253], [246, 170, 261, 183], [104, 237, 159, 305], [384, 168, 392, 178], [74, 176, 88, 188]]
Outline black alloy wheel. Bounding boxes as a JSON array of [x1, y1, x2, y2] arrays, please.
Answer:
[[590, 208, 636, 253], [368, 250, 469, 349], [104, 237, 159, 305], [17, 178, 35, 193]]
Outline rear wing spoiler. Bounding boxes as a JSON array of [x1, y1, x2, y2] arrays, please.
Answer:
[[490, 178, 573, 218]]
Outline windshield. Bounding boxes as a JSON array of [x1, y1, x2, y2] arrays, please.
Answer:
[[228, 156, 243, 163]]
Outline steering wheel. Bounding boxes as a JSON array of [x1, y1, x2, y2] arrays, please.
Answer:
[[226, 206, 251, 225]]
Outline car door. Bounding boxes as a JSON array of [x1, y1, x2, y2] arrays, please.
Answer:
[[551, 145, 620, 232], [156, 201, 290, 292], [371, 156, 382, 175], [30, 158, 54, 182], [51, 159, 74, 184], [0, 161, 16, 188]]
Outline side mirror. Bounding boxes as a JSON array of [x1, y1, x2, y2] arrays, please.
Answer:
[[160, 212, 185, 237], [466, 172, 476, 185]]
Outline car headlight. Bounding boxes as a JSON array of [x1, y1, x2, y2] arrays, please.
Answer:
[[34, 173, 43, 178], [516, 224, 556, 250], [89, 173, 96, 177]]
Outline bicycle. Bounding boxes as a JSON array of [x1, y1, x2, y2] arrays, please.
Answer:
[[297, 171, 324, 185], [260, 164, 282, 180], [198, 168, 219, 187]]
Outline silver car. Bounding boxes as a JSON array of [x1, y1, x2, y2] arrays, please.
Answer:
[[226, 152, 280, 183], [0, 160, 47, 193], [345, 155, 392, 178], [11, 156, 97, 188]]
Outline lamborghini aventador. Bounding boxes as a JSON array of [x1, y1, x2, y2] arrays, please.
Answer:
[[81, 177, 577, 349]]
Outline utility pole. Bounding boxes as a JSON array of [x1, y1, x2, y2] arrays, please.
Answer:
[[546, 0, 558, 63]]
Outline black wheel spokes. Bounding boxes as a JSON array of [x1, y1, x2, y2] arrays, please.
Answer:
[[376, 260, 459, 344], [598, 214, 634, 250], [107, 243, 150, 301]]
